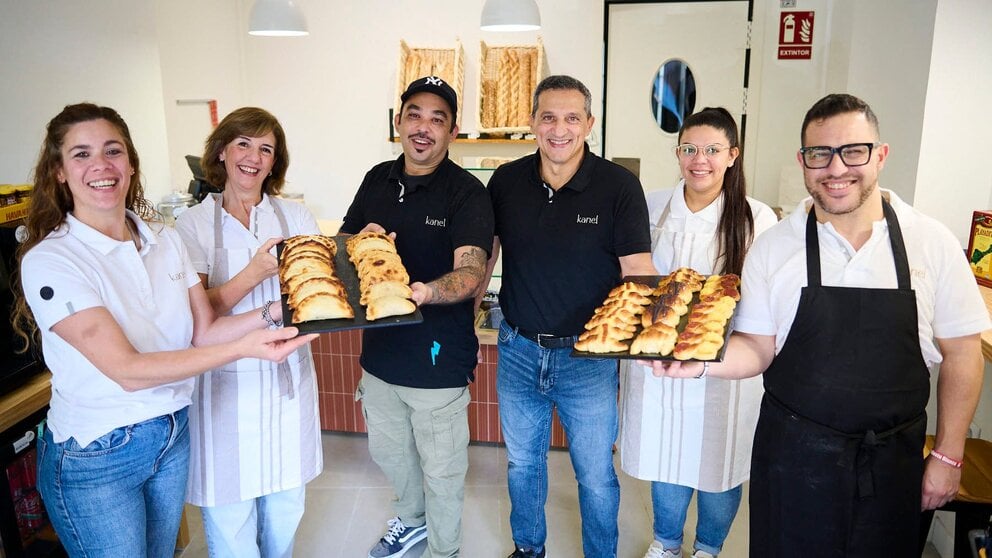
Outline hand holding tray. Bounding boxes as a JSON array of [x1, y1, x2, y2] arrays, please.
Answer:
[[278, 236, 423, 335]]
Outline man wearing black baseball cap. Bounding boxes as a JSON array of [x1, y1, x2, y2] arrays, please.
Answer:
[[341, 76, 494, 558]]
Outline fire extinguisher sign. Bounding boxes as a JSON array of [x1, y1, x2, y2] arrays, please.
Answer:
[[778, 11, 814, 60]]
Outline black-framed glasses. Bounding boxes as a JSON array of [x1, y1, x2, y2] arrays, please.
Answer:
[[675, 143, 729, 159], [799, 142, 880, 169]]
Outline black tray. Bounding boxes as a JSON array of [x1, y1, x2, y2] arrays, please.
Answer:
[[571, 274, 734, 362], [278, 236, 423, 335]]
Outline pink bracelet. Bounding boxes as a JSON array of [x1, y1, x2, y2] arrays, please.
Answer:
[[929, 449, 963, 469]]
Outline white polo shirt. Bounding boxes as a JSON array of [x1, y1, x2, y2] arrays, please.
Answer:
[[22, 212, 200, 446], [735, 190, 990, 367]]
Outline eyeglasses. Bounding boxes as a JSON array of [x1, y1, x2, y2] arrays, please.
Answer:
[[675, 143, 729, 159], [799, 142, 880, 169]]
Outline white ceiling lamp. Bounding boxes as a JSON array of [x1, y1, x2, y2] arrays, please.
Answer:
[[480, 0, 541, 32], [248, 0, 309, 37]]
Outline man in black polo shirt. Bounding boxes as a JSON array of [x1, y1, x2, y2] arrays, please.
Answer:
[[340, 76, 494, 558], [488, 75, 655, 558]]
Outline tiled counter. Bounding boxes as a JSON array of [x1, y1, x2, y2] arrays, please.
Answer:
[[311, 329, 569, 447]]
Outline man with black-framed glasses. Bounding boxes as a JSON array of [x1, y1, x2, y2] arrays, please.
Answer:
[[651, 93, 988, 556]]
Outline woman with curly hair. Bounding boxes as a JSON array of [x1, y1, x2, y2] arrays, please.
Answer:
[[11, 103, 313, 558]]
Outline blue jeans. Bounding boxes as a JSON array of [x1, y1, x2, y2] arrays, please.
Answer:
[[37, 408, 190, 558], [652, 481, 742, 556], [497, 321, 620, 558], [201, 485, 306, 558]]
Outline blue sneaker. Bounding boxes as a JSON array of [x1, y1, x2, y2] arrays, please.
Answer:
[[368, 517, 427, 558]]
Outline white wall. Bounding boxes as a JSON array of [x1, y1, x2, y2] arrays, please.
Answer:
[[746, 0, 938, 212], [0, 0, 172, 197], [151, 0, 604, 222], [914, 0, 992, 246], [1, 0, 989, 235], [154, 0, 246, 194]]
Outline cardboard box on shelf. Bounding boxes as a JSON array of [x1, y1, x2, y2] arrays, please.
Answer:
[[967, 210, 992, 287], [0, 185, 32, 225]]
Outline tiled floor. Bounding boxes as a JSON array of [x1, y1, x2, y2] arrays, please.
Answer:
[[178, 432, 942, 558]]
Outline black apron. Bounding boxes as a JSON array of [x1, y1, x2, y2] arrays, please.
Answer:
[[749, 200, 931, 557]]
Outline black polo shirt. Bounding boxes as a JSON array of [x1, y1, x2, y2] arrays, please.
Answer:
[[340, 154, 494, 388], [488, 145, 651, 336]]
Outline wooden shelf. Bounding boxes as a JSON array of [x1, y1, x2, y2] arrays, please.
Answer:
[[389, 136, 534, 145], [0, 371, 51, 433]]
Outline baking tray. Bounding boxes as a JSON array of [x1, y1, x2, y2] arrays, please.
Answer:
[[278, 236, 423, 335], [571, 275, 734, 362]]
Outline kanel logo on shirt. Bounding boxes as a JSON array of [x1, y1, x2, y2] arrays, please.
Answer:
[[169, 271, 187, 281], [576, 214, 599, 224], [425, 216, 447, 228], [430, 341, 441, 365]]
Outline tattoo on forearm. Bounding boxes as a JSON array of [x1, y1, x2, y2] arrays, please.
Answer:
[[426, 247, 488, 305]]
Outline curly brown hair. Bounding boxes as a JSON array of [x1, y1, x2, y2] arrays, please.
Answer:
[[200, 107, 289, 196], [11, 103, 155, 351]]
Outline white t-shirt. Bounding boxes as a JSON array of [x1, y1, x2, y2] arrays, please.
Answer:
[[22, 212, 200, 446], [736, 189, 991, 367]]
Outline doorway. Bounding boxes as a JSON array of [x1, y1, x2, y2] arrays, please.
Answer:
[[604, 0, 751, 193]]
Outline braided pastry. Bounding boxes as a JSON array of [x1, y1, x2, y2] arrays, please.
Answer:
[[673, 331, 726, 360], [630, 324, 678, 356], [575, 326, 632, 353], [609, 281, 655, 298]]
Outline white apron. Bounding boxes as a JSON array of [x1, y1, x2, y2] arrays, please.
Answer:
[[186, 195, 323, 507], [619, 185, 763, 492]]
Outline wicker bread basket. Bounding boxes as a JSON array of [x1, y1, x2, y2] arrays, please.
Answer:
[[477, 37, 545, 134], [395, 39, 465, 129]]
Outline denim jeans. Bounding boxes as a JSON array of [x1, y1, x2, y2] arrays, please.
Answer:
[[652, 481, 742, 556], [497, 321, 620, 558], [201, 484, 306, 558], [37, 408, 190, 558]]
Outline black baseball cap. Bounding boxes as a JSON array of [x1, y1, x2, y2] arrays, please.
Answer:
[[400, 76, 458, 121]]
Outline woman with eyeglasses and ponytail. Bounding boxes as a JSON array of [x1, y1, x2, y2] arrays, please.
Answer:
[[620, 107, 777, 558]]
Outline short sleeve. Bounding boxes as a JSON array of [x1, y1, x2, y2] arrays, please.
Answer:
[[450, 179, 495, 257], [174, 211, 209, 275], [21, 248, 103, 332], [340, 171, 374, 234], [734, 237, 778, 336], [612, 173, 651, 257]]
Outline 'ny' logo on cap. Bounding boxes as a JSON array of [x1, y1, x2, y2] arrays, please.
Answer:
[[425, 76, 444, 86]]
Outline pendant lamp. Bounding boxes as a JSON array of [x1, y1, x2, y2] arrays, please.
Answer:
[[248, 0, 309, 37], [480, 0, 542, 32]]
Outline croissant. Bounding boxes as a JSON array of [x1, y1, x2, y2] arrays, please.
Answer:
[[673, 331, 725, 360], [629, 324, 678, 356], [608, 281, 655, 299], [594, 299, 646, 317], [640, 303, 683, 329], [574, 329, 630, 353], [579, 323, 636, 341], [585, 308, 640, 329]]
